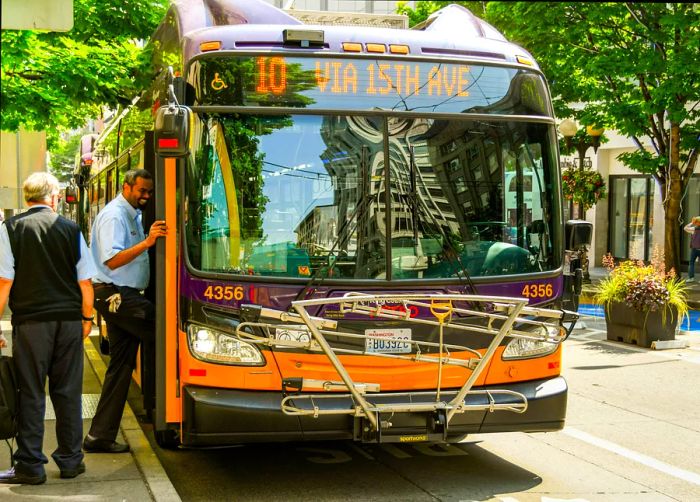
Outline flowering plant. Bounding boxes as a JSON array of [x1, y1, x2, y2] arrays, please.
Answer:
[[595, 250, 688, 325], [561, 166, 607, 210]]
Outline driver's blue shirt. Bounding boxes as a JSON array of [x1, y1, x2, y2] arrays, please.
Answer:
[[91, 193, 149, 289]]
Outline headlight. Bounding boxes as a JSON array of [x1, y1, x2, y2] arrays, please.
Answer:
[[187, 324, 264, 365], [502, 326, 561, 360]]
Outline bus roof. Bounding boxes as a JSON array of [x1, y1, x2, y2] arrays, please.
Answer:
[[165, 0, 537, 69]]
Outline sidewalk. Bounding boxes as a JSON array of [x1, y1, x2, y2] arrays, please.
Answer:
[[0, 314, 180, 501]]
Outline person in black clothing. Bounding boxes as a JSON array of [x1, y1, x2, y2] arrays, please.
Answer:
[[0, 172, 96, 485]]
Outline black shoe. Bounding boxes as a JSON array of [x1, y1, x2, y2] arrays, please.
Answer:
[[83, 436, 130, 453], [0, 467, 47, 485], [60, 462, 86, 479]]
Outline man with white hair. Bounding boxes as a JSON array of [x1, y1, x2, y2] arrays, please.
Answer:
[[0, 172, 96, 485]]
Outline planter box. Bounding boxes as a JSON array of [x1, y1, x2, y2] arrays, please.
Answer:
[[604, 302, 678, 348]]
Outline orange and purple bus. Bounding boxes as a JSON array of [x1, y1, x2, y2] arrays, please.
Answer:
[[74, 0, 581, 448]]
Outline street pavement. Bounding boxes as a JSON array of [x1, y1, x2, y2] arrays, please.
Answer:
[[0, 268, 698, 500], [0, 315, 180, 501]]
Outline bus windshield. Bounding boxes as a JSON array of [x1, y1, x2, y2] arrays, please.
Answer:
[[184, 113, 559, 280]]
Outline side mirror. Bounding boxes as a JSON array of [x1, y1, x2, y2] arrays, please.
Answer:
[[65, 183, 78, 205], [154, 105, 191, 157], [565, 219, 593, 250]]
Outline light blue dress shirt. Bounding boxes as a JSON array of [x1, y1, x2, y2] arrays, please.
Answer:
[[90, 193, 150, 289], [0, 205, 96, 281]]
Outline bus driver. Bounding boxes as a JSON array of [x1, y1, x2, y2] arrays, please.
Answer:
[[84, 169, 167, 453]]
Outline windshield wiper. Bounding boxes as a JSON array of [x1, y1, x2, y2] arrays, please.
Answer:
[[292, 146, 375, 304], [403, 146, 481, 299]]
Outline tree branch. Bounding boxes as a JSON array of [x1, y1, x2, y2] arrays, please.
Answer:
[[637, 74, 667, 155], [624, 2, 667, 58], [4, 70, 46, 81]]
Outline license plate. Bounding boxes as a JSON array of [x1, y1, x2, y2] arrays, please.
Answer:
[[365, 328, 411, 354]]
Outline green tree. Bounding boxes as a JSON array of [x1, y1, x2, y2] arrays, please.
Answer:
[[486, 2, 699, 274], [48, 133, 82, 181], [1, 0, 168, 148], [399, 2, 700, 273], [396, 1, 486, 24]]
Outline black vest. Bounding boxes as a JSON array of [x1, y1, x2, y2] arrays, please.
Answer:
[[5, 207, 82, 323]]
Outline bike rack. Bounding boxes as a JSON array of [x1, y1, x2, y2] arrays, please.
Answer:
[[236, 293, 565, 438]]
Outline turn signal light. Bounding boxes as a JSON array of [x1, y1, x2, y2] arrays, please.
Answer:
[[516, 55, 534, 66], [200, 41, 222, 52], [389, 44, 409, 54], [158, 138, 179, 149], [342, 42, 362, 52], [366, 43, 386, 53]]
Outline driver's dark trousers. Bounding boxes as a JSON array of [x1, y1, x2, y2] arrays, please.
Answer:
[[88, 283, 155, 442]]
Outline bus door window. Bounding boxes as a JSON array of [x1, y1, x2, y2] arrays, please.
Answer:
[[89, 179, 99, 225], [106, 167, 115, 202], [98, 172, 106, 211]]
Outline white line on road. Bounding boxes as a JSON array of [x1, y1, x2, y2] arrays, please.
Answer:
[[564, 427, 700, 486]]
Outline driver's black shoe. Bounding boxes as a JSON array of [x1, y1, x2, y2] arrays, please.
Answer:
[[83, 435, 130, 453]]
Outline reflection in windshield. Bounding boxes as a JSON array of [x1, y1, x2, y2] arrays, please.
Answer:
[[185, 113, 558, 279]]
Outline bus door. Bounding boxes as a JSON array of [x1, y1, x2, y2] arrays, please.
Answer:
[[153, 112, 186, 443]]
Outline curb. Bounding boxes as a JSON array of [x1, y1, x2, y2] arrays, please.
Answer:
[[84, 334, 181, 502]]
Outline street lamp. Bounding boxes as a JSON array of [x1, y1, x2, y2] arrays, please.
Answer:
[[558, 119, 604, 220]]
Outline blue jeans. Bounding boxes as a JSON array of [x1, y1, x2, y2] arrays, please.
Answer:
[[690, 247, 700, 279]]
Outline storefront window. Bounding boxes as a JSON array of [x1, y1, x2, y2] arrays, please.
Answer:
[[609, 176, 653, 261]]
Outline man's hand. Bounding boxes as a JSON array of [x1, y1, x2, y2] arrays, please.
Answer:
[[0, 333, 7, 348], [104, 220, 169, 270], [82, 320, 93, 339], [145, 220, 168, 247]]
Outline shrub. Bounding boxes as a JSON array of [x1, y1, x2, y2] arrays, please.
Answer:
[[595, 251, 689, 325]]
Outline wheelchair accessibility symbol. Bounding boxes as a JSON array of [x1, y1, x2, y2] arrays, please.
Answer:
[[211, 73, 229, 91]]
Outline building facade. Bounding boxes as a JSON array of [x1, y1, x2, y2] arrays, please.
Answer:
[[561, 130, 700, 272]]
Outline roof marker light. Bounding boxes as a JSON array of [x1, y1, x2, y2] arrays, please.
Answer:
[[389, 44, 409, 54], [200, 41, 222, 52], [366, 43, 386, 53], [342, 42, 362, 52], [516, 55, 534, 66]]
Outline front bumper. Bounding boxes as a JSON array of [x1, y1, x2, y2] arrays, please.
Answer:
[[181, 376, 567, 445]]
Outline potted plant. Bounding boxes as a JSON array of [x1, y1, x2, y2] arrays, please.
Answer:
[[595, 252, 689, 347]]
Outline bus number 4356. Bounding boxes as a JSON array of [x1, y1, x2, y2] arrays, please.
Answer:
[[203, 285, 245, 301], [521, 283, 553, 298]]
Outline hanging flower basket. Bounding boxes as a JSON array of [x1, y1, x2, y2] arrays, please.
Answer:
[[561, 167, 607, 211]]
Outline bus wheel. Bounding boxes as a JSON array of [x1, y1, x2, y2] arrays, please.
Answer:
[[155, 429, 180, 449], [99, 335, 110, 355]]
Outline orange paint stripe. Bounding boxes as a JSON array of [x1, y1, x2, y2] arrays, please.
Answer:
[[164, 157, 180, 423]]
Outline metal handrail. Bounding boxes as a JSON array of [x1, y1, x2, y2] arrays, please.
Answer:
[[237, 293, 565, 432]]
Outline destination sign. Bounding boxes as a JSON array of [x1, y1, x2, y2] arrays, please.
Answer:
[[254, 57, 471, 98], [193, 56, 550, 116]]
